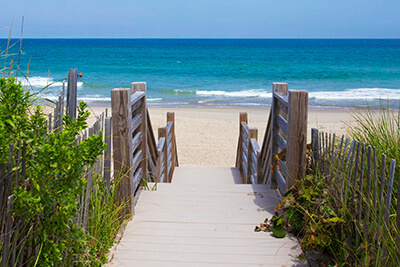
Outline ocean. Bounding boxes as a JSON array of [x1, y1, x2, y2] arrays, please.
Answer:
[[1, 38, 400, 108]]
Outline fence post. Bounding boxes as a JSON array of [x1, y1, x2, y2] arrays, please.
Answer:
[[67, 68, 78, 120], [111, 87, 133, 217], [131, 83, 148, 181], [158, 127, 168, 182], [271, 83, 288, 189], [311, 128, 319, 172], [247, 128, 258, 184], [104, 116, 112, 191], [167, 112, 178, 172], [286, 90, 308, 191], [236, 113, 248, 168]]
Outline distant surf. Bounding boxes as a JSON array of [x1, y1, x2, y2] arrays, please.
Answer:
[[2, 38, 399, 108]]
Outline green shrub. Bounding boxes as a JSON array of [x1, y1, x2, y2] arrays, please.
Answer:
[[12, 102, 106, 266]]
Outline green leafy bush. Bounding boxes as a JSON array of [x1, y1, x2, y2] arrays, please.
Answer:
[[12, 102, 106, 266]]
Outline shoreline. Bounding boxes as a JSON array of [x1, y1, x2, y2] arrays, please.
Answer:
[[84, 104, 361, 167]]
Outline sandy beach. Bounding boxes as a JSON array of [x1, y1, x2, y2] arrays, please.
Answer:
[[85, 105, 360, 167]]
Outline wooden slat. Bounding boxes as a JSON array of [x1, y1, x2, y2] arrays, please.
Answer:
[[166, 121, 173, 134], [241, 142, 248, 156], [235, 113, 248, 168], [131, 114, 142, 133], [132, 132, 143, 153], [278, 161, 287, 177], [241, 133, 248, 147], [130, 91, 145, 107], [133, 168, 143, 192], [146, 109, 158, 165], [275, 170, 286, 193], [104, 117, 111, 190], [384, 159, 396, 227], [241, 122, 249, 138], [276, 133, 287, 151], [132, 150, 143, 174], [273, 91, 289, 107], [67, 68, 78, 120], [251, 153, 258, 166], [157, 138, 166, 151], [147, 146, 156, 178], [251, 139, 260, 154], [241, 161, 247, 181], [379, 154, 387, 218], [276, 115, 288, 135], [396, 166, 400, 251], [1, 195, 14, 267]]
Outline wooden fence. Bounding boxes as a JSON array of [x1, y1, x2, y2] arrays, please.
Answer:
[[111, 82, 178, 217], [156, 112, 178, 183], [311, 128, 400, 265], [0, 69, 112, 266], [235, 113, 260, 184], [236, 83, 308, 194]]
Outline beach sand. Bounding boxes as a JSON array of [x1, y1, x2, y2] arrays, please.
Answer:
[[85, 105, 360, 167]]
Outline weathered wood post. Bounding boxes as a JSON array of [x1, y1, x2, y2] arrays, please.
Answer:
[[286, 89, 308, 191], [131, 83, 148, 182], [158, 127, 168, 182], [67, 68, 78, 120], [247, 128, 258, 184], [111, 87, 134, 217], [236, 112, 248, 169], [271, 83, 288, 189], [104, 116, 112, 191], [311, 128, 319, 172], [167, 112, 177, 174]]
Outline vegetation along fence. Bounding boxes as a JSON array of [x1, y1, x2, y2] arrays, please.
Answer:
[[0, 69, 112, 266], [236, 83, 308, 194], [311, 128, 400, 265]]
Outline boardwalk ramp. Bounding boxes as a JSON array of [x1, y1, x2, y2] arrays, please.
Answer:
[[108, 167, 307, 266]]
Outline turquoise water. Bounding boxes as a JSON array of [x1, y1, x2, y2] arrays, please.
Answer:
[[1, 38, 400, 107]]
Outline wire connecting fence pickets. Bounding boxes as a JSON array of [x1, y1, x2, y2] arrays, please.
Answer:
[[0, 70, 112, 266], [235, 113, 260, 184], [311, 128, 400, 265]]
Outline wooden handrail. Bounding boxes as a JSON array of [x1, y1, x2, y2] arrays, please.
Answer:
[[235, 83, 308, 192], [155, 113, 178, 183], [236, 113, 260, 184]]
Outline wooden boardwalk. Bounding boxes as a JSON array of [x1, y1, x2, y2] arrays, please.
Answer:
[[108, 167, 308, 266]]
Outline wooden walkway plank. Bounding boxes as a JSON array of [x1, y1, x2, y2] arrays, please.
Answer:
[[108, 167, 307, 267]]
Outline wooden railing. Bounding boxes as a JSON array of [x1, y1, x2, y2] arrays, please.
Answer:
[[156, 113, 178, 183], [111, 82, 178, 217], [235, 113, 260, 184], [236, 83, 308, 194], [111, 83, 148, 216], [270, 83, 308, 193]]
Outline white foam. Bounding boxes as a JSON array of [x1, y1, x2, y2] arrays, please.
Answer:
[[195, 88, 400, 101], [196, 89, 271, 98], [309, 88, 400, 100], [20, 76, 83, 88]]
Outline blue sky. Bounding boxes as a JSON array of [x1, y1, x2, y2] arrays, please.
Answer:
[[0, 0, 399, 38]]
